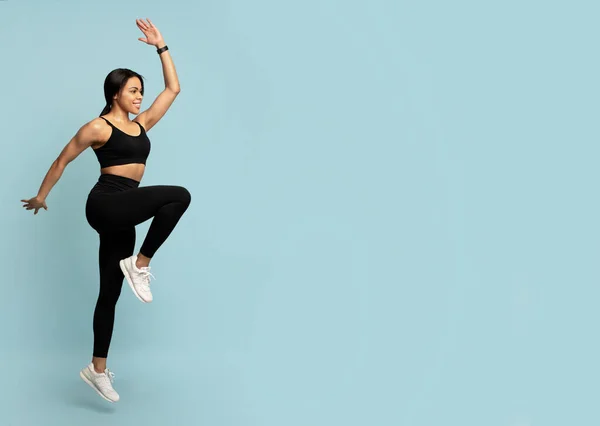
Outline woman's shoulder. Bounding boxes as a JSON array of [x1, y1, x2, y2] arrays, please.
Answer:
[[84, 116, 112, 131], [77, 117, 113, 146]]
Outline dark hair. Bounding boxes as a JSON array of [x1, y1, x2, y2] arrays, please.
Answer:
[[99, 68, 145, 116]]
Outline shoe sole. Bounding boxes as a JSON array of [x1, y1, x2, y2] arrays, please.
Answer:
[[79, 370, 119, 403], [120, 259, 151, 303]]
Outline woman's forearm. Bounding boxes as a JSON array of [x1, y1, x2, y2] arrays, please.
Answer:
[[156, 41, 180, 93], [36, 160, 65, 201]]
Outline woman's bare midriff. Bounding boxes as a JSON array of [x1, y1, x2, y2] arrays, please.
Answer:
[[101, 164, 146, 182]]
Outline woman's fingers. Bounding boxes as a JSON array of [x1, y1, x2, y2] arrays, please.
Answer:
[[137, 19, 149, 31]]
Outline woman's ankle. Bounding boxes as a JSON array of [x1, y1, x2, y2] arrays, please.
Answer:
[[136, 253, 151, 269], [92, 357, 107, 373]]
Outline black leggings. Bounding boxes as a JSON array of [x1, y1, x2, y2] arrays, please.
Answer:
[[85, 174, 191, 358]]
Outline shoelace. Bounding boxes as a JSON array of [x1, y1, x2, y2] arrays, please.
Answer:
[[97, 369, 115, 389], [138, 267, 156, 288]]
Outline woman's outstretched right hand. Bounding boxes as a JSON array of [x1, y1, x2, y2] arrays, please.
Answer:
[[21, 196, 48, 215]]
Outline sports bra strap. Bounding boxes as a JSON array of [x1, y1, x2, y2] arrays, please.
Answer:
[[100, 117, 144, 132], [99, 116, 114, 127]]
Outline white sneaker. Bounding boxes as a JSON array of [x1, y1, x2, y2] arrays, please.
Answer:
[[80, 363, 120, 403], [120, 255, 154, 303]]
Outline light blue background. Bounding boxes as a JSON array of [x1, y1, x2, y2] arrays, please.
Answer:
[[1, 0, 598, 425]]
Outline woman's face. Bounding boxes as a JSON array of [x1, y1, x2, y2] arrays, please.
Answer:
[[114, 77, 144, 114]]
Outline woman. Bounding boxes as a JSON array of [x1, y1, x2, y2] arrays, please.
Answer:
[[20, 18, 191, 403]]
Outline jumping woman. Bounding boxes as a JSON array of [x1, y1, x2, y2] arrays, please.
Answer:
[[21, 18, 191, 403]]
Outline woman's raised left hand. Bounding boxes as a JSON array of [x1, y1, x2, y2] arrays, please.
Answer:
[[136, 18, 164, 47]]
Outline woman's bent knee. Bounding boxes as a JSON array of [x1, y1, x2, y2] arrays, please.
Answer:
[[175, 186, 191, 207]]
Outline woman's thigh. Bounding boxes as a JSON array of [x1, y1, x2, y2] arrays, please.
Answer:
[[87, 185, 190, 231]]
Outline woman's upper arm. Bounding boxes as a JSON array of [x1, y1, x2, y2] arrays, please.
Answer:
[[135, 88, 179, 132], [56, 119, 105, 168]]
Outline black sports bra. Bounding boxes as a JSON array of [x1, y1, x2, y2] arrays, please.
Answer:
[[93, 117, 151, 168]]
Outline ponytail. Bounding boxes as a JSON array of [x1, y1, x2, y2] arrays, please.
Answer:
[[99, 103, 111, 116]]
